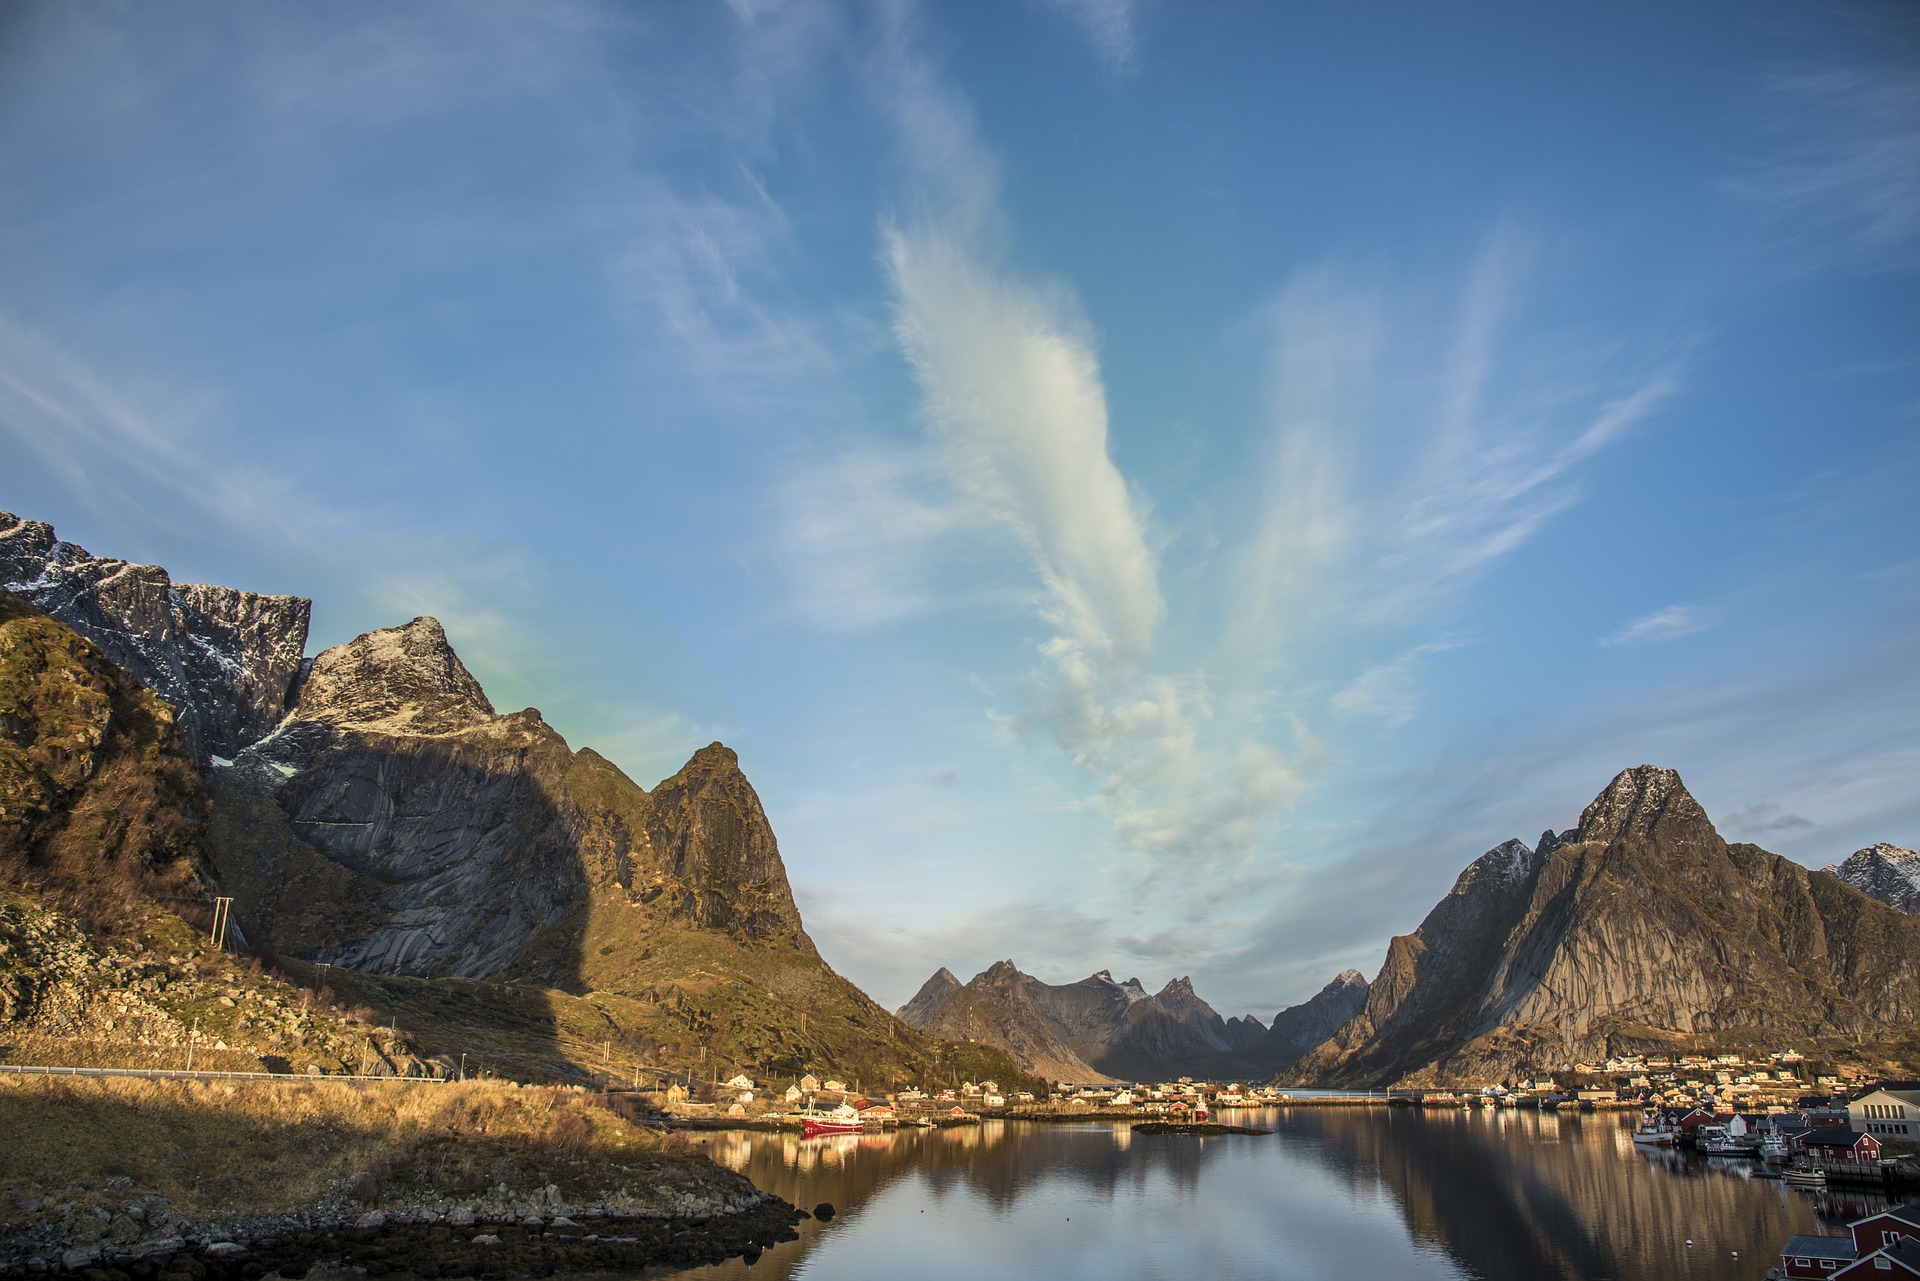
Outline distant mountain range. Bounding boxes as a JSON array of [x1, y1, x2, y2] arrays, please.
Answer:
[[895, 960, 1370, 1084], [0, 510, 1039, 1093]]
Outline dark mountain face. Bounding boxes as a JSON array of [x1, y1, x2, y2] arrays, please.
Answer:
[[1262, 970, 1369, 1068], [209, 616, 808, 982], [1292, 766, 1920, 1088], [1825, 843, 1920, 915], [0, 513, 309, 768]]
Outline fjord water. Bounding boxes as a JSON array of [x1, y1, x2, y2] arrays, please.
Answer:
[[669, 1109, 1865, 1281]]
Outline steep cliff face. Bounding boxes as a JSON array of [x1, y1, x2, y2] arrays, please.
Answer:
[[211, 617, 810, 982], [1261, 970, 1369, 1068], [1826, 843, 1920, 915], [0, 513, 309, 767], [1291, 766, 1920, 1087]]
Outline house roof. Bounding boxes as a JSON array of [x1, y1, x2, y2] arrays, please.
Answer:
[[1803, 1126, 1872, 1146], [1783, 1235, 1857, 1261], [1840, 1238, 1920, 1277], [1862, 1204, 1920, 1230]]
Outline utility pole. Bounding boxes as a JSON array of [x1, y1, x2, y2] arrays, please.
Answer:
[[209, 898, 233, 950], [459, 1053, 467, 1083], [185, 1017, 200, 1072]]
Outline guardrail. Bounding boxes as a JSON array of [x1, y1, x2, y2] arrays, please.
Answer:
[[0, 1064, 449, 1083]]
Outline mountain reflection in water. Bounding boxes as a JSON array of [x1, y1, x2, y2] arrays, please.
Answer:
[[658, 1110, 1853, 1281]]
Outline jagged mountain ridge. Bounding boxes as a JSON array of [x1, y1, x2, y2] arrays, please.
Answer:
[[1826, 843, 1920, 915], [896, 959, 1342, 1081], [0, 513, 309, 768], [1292, 766, 1920, 1088]]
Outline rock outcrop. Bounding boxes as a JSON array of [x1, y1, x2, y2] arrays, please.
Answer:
[[1290, 766, 1920, 1087], [0, 513, 309, 768], [1825, 843, 1920, 915]]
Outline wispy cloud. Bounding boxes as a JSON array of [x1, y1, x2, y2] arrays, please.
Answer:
[[861, 7, 1295, 870], [1042, 0, 1147, 74], [1330, 639, 1466, 729], [0, 315, 349, 552], [1731, 39, 1920, 272], [1600, 604, 1717, 648]]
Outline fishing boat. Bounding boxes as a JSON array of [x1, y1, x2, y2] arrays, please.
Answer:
[[1697, 1114, 1760, 1156], [1631, 1113, 1678, 1147], [1760, 1132, 1791, 1162], [799, 1102, 864, 1138], [1782, 1165, 1827, 1188]]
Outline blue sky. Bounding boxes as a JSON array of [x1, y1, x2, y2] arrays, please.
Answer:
[[2, 0, 1916, 1017]]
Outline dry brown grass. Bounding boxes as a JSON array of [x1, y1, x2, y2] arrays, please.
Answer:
[[0, 1077, 704, 1223]]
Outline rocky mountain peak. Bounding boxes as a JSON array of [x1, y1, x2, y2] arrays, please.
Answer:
[[0, 511, 310, 766], [1330, 969, 1368, 990], [1157, 976, 1199, 1003], [292, 616, 495, 735], [1119, 976, 1147, 1000], [1090, 968, 1114, 982], [1574, 764, 1702, 846], [1825, 843, 1920, 915], [645, 741, 804, 941]]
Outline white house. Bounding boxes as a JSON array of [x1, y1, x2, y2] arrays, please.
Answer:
[[784, 1085, 803, 1103], [823, 1079, 847, 1093], [800, 1074, 821, 1092], [725, 1074, 756, 1090], [1850, 1087, 1920, 1138]]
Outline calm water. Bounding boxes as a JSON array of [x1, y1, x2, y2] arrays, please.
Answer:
[[659, 1108, 1889, 1281]]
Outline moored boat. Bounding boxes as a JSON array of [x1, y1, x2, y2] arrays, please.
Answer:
[[800, 1102, 865, 1137], [1782, 1165, 1827, 1188], [1631, 1112, 1678, 1147]]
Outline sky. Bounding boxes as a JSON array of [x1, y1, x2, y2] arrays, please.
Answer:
[[2, 0, 1916, 1019]]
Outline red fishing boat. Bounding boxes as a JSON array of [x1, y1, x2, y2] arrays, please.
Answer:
[[800, 1103, 865, 1137]]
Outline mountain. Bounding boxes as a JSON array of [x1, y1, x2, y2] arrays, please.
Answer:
[[1261, 970, 1369, 1068], [896, 961, 1285, 1082], [1825, 843, 1920, 915], [898, 960, 1112, 1084], [0, 512, 309, 768], [0, 588, 426, 1077], [898, 967, 963, 1027], [0, 514, 1044, 1094], [1291, 766, 1920, 1088]]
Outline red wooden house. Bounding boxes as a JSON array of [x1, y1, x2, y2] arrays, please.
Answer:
[[1779, 1234, 1856, 1278], [1833, 1237, 1920, 1278], [1797, 1127, 1883, 1164], [1850, 1205, 1920, 1259]]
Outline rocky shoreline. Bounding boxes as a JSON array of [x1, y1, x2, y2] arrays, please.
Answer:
[[1, 1183, 805, 1278]]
